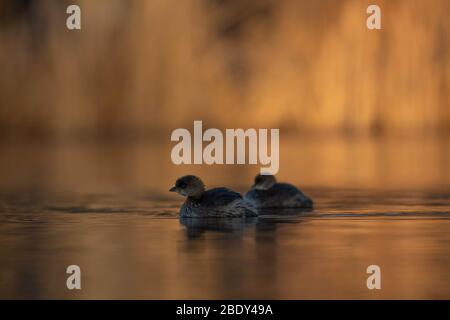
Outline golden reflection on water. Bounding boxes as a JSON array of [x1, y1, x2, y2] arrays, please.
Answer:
[[0, 136, 448, 193], [1, 210, 449, 299], [0, 137, 449, 299]]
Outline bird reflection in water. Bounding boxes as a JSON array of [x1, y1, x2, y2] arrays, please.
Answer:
[[179, 208, 313, 239]]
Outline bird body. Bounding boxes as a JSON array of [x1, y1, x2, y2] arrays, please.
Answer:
[[245, 175, 313, 209], [170, 176, 258, 218]]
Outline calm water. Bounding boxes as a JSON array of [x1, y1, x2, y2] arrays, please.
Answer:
[[0, 137, 449, 299], [1, 188, 450, 299]]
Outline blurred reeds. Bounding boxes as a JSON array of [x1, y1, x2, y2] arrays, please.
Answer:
[[0, 0, 449, 141]]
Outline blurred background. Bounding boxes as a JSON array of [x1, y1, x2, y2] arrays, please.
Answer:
[[1, 0, 450, 300], [0, 0, 449, 192]]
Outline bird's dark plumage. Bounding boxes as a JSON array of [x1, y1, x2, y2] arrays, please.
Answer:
[[245, 176, 313, 209], [197, 188, 242, 207], [170, 176, 258, 218]]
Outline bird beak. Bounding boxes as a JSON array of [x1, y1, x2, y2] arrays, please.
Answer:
[[169, 186, 177, 192]]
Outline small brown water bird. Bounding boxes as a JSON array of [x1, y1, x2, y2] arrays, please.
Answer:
[[170, 175, 258, 218], [244, 174, 313, 209]]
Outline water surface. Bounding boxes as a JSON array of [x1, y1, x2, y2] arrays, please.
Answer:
[[1, 188, 449, 299]]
